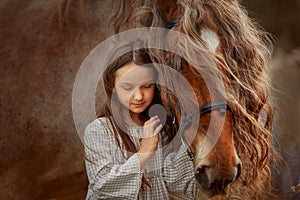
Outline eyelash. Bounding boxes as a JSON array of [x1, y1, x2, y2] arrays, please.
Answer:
[[121, 84, 153, 91], [122, 87, 132, 91]]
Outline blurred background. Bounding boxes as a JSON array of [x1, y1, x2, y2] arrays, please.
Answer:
[[0, 0, 299, 199], [244, 1, 300, 199]]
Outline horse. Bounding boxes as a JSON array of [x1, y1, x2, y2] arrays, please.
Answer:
[[0, 0, 281, 199], [109, 0, 282, 199]]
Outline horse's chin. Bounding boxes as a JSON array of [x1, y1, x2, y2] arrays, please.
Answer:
[[196, 183, 229, 199], [206, 187, 228, 198]]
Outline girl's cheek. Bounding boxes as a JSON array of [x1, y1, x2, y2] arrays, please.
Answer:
[[148, 89, 155, 99], [123, 94, 133, 104]]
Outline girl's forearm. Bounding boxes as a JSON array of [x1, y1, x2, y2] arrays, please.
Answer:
[[137, 151, 155, 168]]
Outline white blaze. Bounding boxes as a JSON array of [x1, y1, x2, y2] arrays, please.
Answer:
[[201, 29, 220, 53]]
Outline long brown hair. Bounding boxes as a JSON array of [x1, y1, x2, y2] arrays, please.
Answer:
[[98, 42, 177, 189]]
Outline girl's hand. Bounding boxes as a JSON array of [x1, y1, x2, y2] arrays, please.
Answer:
[[139, 116, 162, 153], [137, 116, 162, 168]]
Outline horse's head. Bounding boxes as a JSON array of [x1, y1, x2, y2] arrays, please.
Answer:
[[154, 0, 241, 197], [158, 43, 241, 198], [180, 64, 241, 197]]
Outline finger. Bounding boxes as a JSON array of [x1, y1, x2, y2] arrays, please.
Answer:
[[143, 125, 159, 138], [150, 117, 160, 126], [150, 116, 158, 121], [144, 116, 158, 126], [143, 123, 153, 138], [143, 117, 161, 138], [147, 119, 160, 134], [154, 124, 163, 135], [144, 118, 160, 130]]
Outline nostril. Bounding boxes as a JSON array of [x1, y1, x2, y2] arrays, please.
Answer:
[[236, 163, 242, 180], [223, 178, 232, 186], [209, 178, 233, 195], [195, 166, 209, 189]]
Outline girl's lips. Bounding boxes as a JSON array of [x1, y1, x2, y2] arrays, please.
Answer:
[[131, 102, 145, 106]]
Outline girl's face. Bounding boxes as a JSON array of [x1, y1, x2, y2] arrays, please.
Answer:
[[114, 62, 155, 119]]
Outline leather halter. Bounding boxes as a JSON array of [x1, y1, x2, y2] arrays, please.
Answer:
[[163, 64, 230, 161], [158, 10, 230, 161], [179, 100, 229, 160], [170, 95, 230, 161]]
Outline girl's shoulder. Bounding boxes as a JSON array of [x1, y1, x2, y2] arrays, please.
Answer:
[[84, 117, 113, 138], [84, 117, 118, 152], [87, 117, 111, 129]]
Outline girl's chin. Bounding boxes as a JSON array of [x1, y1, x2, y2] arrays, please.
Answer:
[[129, 108, 146, 114], [129, 103, 147, 113]]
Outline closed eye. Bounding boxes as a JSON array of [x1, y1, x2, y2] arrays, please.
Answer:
[[121, 86, 133, 91]]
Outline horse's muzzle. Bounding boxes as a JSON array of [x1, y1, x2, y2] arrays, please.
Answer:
[[195, 161, 242, 197]]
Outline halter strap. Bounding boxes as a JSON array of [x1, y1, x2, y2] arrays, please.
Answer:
[[178, 100, 230, 161], [200, 100, 228, 115]]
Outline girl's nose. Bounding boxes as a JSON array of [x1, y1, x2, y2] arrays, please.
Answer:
[[133, 88, 143, 101]]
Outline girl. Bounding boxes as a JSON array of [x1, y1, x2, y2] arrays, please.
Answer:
[[84, 42, 195, 199]]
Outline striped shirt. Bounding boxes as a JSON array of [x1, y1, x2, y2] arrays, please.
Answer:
[[84, 117, 195, 199]]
